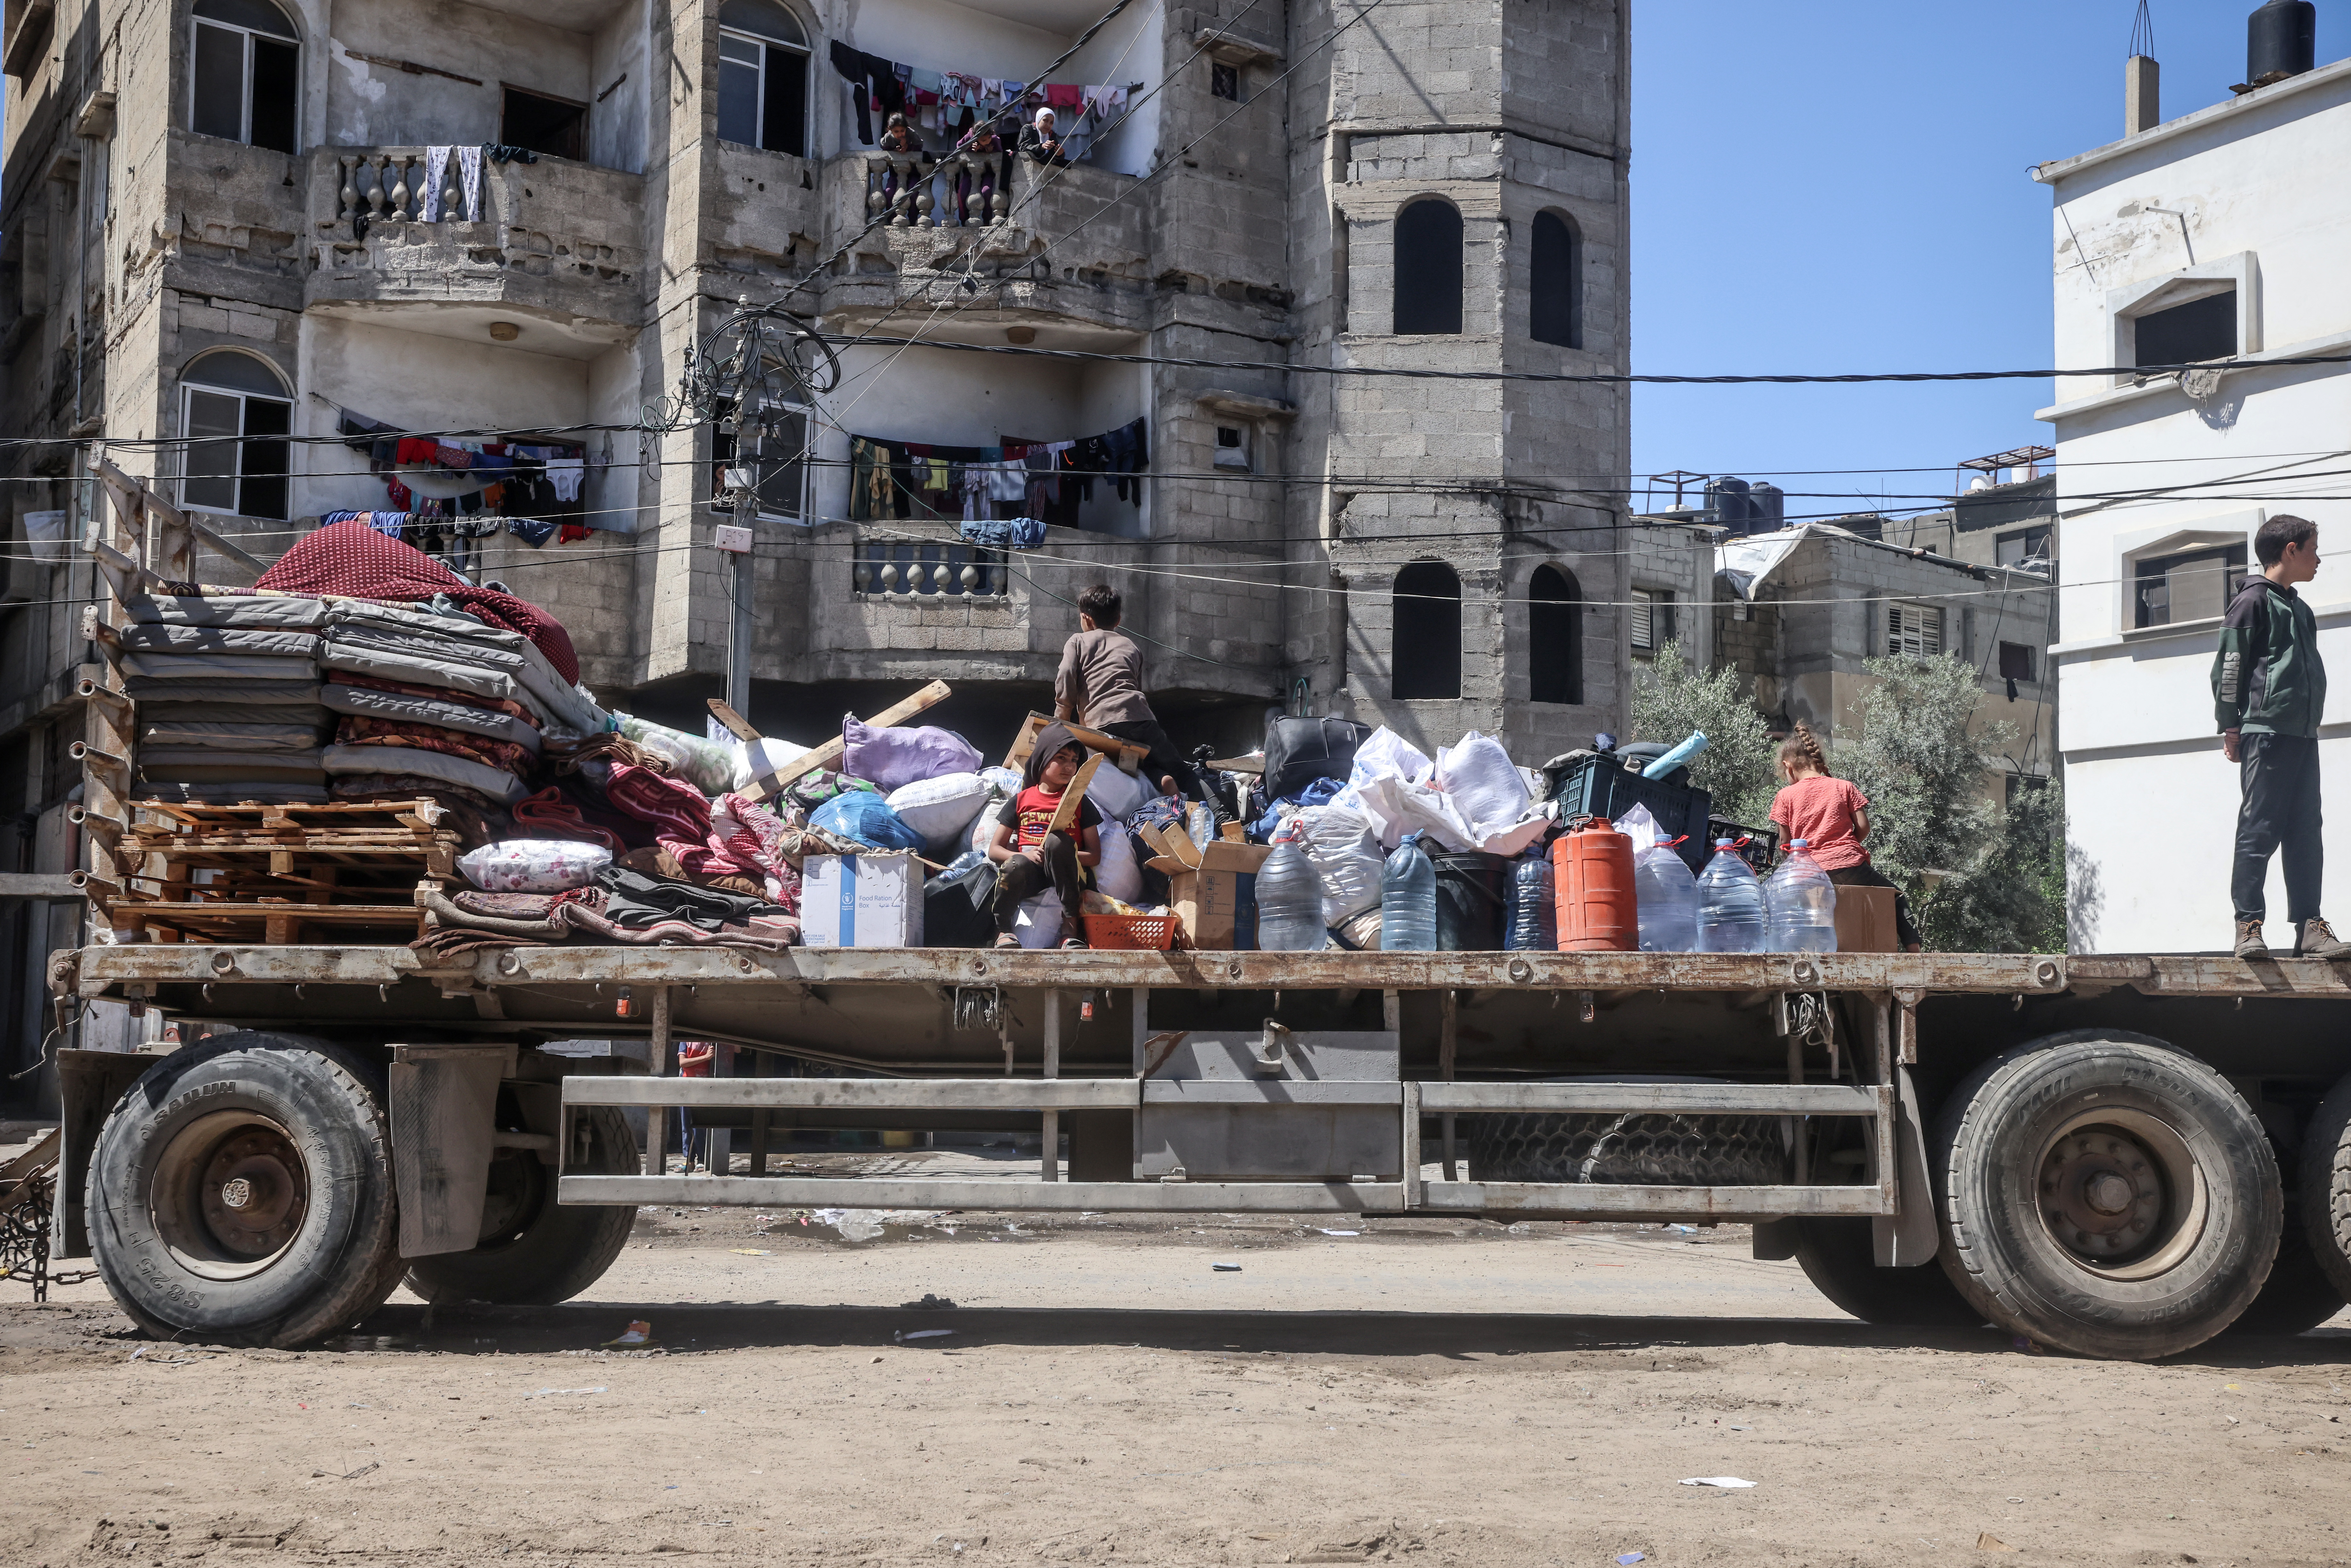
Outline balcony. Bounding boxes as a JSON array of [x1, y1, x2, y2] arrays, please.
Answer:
[[303, 147, 646, 343]]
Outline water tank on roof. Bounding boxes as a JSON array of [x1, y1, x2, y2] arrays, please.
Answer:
[[1705, 477, 1753, 532], [1750, 481, 1784, 529], [2247, 0, 2316, 87]]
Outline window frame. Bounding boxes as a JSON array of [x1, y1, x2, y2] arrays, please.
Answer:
[[1995, 523, 2053, 569], [189, 2, 299, 152], [1391, 197, 1464, 336], [2131, 542, 2248, 631], [1997, 640, 2036, 684], [177, 357, 293, 521], [1528, 563, 1582, 704], [2105, 251, 2260, 387], [1529, 208, 1582, 350], [1391, 559, 1462, 700], [1884, 600, 1943, 660], [716, 14, 811, 156], [1629, 585, 1675, 654]]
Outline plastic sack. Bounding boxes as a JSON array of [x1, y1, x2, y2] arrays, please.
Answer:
[[970, 793, 1008, 858], [980, 765, 1023, 796], [1347, 726, 1434, 790], [886, 771, 994, 856], [1095, 822, 1144, 903], [1084, 761, 1154, 823], [1615, 802, 1663, 855], [615, 712, 737, 798], [1436, 730, 1532, 840], [23, 509, 70, 565], [730, 735, 810, 794], [785, 769, 875, 815], [841, 715, 982, 792], [1291, 804, 1384, 925], [809, 792, 924, 852], [1013, 888, 1063, 949], [457, 838, 611, 892], [1353, 771, 1474, 853]]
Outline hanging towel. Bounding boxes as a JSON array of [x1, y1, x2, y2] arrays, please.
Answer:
[[456, 144, 484, 220], [421, 145, 453, 222], [1045, 83, 1083, 110]]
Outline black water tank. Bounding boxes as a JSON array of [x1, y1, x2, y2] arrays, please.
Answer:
[[1706, 476, 1753, 531], [1750, 481, 1785, 528], [2248, 0, 2316, 87]]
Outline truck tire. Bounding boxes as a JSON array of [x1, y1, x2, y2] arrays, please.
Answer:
[[1932, 1031, 2281, 1361], [87, 1032, 404, 1348], [1791, 1217, 1982, 1327], [1466, 1078, 1785, 1185], [2223, 1210, 2346, 1336], [401, 1106, 638, 1306], [2300, 1073, 2351, 1307]]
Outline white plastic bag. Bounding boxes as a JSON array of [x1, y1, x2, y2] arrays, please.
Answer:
[[1095, 823, 1144, 903], [970, 793, 1008, 858], [458, 839, 611, 892], [886, 771, 994, 855], [1014, 889, 1063, 948], [1353, 771, 1474, 853], [1436, 730, 1531, 840], [23, 510, 70, 565], [1292, 804, 1384, 924], [1615, 802, 1663, 855], [731, 735, 810, 794], [1348, 726, 1434, 788], [1084, 762, 1153, 823]]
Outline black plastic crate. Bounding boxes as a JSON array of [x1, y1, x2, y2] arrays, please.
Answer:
[[1549, 755, 1712, 874], [1708, 817, 1779, 876]]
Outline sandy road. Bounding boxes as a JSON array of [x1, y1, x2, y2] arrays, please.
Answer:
[[5, 1208, 2350, 1568]]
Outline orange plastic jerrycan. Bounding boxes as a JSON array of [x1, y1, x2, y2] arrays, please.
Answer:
[[1552, 817, 1637, 951]]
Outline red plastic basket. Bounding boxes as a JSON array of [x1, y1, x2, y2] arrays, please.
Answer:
[[1082, 913, 1181, 950]]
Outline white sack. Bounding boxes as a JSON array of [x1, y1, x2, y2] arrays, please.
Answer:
[[1436, 730, 1532, 841], [1084, 761, 1153, 823], [731, 736, 811, 794], [886, 771, 995, 856], [1352, 772, 1475, 853], [1292, 804, 1384, 925]]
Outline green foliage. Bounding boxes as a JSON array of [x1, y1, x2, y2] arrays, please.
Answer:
[[1627, 640, 1779, 827], [1839, 654, 2065, 953]]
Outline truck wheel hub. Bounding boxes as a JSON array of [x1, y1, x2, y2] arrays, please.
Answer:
[[2035, 1111, 2206, 1279], [153, 1111, 311, 1280]]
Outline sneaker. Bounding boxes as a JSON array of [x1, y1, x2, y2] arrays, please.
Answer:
[[992, 932, 1021, 950], [2234, 919, 2271, 960], [2296, 918, 2351, 959]]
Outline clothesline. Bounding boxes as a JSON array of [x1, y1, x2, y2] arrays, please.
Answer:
[[319, 397, 609, 556], [848, 416, 1149, 525], [828, 40, 1144, 154]]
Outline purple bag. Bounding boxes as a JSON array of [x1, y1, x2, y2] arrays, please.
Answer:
[[840, 716, 983, 792]]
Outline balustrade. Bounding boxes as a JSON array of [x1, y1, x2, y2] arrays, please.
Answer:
[[332, 150, 481, 233], [853, 537, 1008, 598], [865, 151, 1012, 229]]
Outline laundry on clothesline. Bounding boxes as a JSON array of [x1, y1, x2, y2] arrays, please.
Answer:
[[958, 517, 1046, 550], [847, 418, 1148, 526], [827, 41, 1143, 147]]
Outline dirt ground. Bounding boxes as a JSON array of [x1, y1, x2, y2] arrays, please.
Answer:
[[6, 1195, 2351, 1568]]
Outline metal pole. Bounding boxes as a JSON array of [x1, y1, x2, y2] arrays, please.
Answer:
[[1041, 987, 1060, 1182], [727, 485, 755, 718], [1439, 989, 1458, 1182], [641, 986, 673, 1176]]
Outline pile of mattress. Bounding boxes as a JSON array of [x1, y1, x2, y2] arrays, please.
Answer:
[[121, 594, 333, 805], [317, 598, 603, 809]]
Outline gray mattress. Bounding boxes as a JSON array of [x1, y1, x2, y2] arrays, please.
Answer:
[[514, 642, 607, 736], [125, 678, 323, 705], [123, 593, 326, 629], [136, 702, 331, 728], [325, 625, 524, 672], [122, 652, 318, 683], [320, 683, 541, 752], [325, 597, 525, 651], [134, 782, 332, 806], [116, 624, 322, 657], [317, 643, 518, 703], [140, 722, 328, 751], [321, 742, 528, 804]]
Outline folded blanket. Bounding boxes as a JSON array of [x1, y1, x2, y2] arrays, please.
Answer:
[[318, 641, 519, 703], [322, 683, 541, 752], [322, 742, 527, 804], [125, 593, 327, 629], [140, 764, 329, 786], [123, 653, 317, 683], [554, 900, 797, 950], [512, 786, 625, 852], [137, 702, 332, 729], [333, 715, 531, 775], [326, 596, 526, 651], [325, 624, 524, 672], [140, 721, 328, 751], [125, 678, 323, 705], [115, 624, 322, 658], [330, 771, 514, 816], [134, 781, 334, 806]]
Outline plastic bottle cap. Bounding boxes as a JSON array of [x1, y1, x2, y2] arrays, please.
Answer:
[[1714, 838, 1734, 847], [1788, 839, 1808, 848]]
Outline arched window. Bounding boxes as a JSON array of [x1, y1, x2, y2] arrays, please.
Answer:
[[718, 0, 811, 156], [1528, 564, 1582, 703], [1530, 210, 1582, 349], [180, 350, 292, 520], [1392, 199, 1462, 335], [1392, 560, 1461, 699], [191, 0, 299, 153]]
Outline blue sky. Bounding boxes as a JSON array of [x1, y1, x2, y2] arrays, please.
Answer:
[[1626, 0, 2333, 514]]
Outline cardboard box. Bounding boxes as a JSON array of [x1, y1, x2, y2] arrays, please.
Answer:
[[1140, 824, 1272, 950], [801, 852, 925, 948], [1833, 884, 1899, 953]]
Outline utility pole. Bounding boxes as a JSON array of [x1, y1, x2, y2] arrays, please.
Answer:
[[723, 474, 756, 718]]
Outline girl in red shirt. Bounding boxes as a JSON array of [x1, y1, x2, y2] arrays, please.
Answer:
[[1769, 723, 1921, 952]]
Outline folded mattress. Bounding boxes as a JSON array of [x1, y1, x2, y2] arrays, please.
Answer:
[[122, 652, 317, 683], [321, 683, 540, 752], [317, 642, 518, 703], [322, 743, 528, 804], [140, 721, 329, 751], [325, 597, 526, 652], [125, 593, 327, 629], [133, 781, 333, 806], [125, 677, 323, 705]]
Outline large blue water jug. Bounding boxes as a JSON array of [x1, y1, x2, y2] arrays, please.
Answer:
[[1695, 839, 1767, 954], [1378, 834, 1438, 952]]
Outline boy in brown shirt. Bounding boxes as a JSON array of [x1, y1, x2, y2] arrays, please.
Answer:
[[1054, 584, 1203, 801]]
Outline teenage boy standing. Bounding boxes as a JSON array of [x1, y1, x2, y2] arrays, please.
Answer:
[[2215, 513, 2349, 959]]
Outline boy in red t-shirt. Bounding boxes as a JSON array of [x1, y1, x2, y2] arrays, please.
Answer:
[[1768, 723, 1920, 952], [987, 724, 1102, 948]]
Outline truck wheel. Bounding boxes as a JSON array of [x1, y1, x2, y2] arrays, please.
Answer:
[[1466, 1078, 1784, 1185], [1791, 1217, 1982, 1327], [2224, 1210, 2346, 1336], [2299, 1073, 2351, 1307], [87, 1032, 404, 1348], [1932, 1031, 2281, 1361], [401, 1106, 638, 1306]]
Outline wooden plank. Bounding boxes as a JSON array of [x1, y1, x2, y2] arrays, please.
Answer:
[[560, 1174, 1408, 1212], [740, 679, 951, 802], [566, 1076, 1142, 1110], [1004, 711, 1149, 775], [1419, 1082, 1887, 1116], [1048, 754, 1105, 835]]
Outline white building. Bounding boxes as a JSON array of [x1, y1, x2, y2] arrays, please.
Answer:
[[2035, 47, 2351, 953]]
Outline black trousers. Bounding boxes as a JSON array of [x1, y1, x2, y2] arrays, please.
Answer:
[[2233, 732, 2324, 925], [1826, 864, 1922, 950], [992, 831, 1085, 935], [1096, 717, 1210, 804]]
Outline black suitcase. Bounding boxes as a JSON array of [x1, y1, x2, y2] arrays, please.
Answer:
[[1263, 714, 1372, 800]]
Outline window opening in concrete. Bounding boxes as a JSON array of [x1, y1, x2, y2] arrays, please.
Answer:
[[501, 86, 588, 163], [1998, 641, 2035, 683], [1392, 199, 1463, 335], [1213, 425, 1248, 470], [179, 350, 291, 520], [1629, 586, 1675, 654], [712, 397, 809, 521], [1528, 564, 1582, 703], [1529, 210, 1581, 349], [191, 0, 298, 153], [1884, 601, 1943, 659], [1996, 523, 2053, 569], [1392, 560, 1461, 699], [1211, 62, 1239, 100], [2131, 290, 2235, 367], [2133, 543, 2246, 628], [718, 0, 811, 157]]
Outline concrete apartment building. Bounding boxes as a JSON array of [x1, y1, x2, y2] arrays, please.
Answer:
[[2034, 31, 2351, 953], [0, 0, 1636, 1097]]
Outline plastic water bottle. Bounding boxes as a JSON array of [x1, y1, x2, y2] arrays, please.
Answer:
[[1254, 827, 1328, 951], [1378, 833, 1439, 952], [1505, 852, 1557, 951], [1187, 800, 1218, 851], [1764, 839, 1839, 952], [1695, 839, 1767, 953], [1633, 845, 1701, 952]]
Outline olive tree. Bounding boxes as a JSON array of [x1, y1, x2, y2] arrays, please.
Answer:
[[1627, 639, 1780, 827]]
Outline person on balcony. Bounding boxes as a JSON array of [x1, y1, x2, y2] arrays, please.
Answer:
[[1020, 106, 1071, 166], [878, 111, 924, 155], [955, 118, 1004, 224]]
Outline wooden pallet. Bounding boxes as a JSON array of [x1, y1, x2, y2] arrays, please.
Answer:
[[120, 896, 424, 947], [109, 797, 452, 944]]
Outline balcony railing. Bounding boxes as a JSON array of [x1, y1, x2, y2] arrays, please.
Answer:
[[864, 152, 1014, 229], [853, 537, 1009, 597]]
